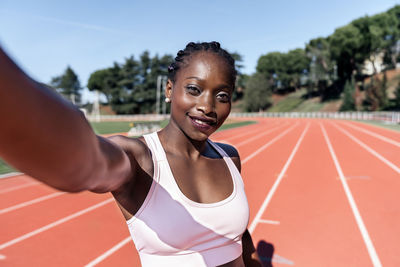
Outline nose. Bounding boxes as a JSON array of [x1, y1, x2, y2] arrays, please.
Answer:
[[196, 92, 215, 115]]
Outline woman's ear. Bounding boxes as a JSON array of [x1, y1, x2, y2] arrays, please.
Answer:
[[165, 79, 173, 100]]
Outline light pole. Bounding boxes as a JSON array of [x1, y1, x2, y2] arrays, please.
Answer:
[[157, 75, 168, 115]]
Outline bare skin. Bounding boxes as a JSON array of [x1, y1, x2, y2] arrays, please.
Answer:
[[0, 47, 260, 266]]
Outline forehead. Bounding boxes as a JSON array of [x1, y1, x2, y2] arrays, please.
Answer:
[[177, 52, 234, 84]]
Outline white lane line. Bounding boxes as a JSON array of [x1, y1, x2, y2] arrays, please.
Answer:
[[85, 236, 132, 267], [258, 219, 280, 225], [321, 123, 382, 267], [0, 192, 66, 215], [0, 198, 113, 250], [341, 121, 400, 148], [0, 172, 23, 179], [236, 122, 289, 148], [0, 181, 40, 194], [0, 254, 6, 260], [273, 254, 294, 265], [242, 122, 299, 164], [249, 123, 310, 233], [332, 122, 400, 174]]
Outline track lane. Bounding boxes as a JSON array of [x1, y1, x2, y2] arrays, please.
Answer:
[[1, 190, 110, 243], [323, 122, 400, 266], [335, 121, 400, 166], [0, 182, 59, 209], [1, 199, 131, 266], [2, 118, 398, 266], [252, 120, 375, 266], [344, 120, 400, 142]]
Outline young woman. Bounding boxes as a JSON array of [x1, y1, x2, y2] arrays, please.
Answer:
[[0, 42, 261, 266]]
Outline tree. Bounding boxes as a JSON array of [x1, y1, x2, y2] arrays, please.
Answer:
[[394, 81, 400, 110], [340, 77, 356, 111], [329, 24, 363, 82], [285, 48, 310, 90], [51, 66, 82, 104], [384, 5, 400, 69], [364, 74, 388, 111], [87, 52, 173, 114], [88, 67, 118, 103], [256, 49, 309, 93], [256, 52, 286, 92], [306, 37, 335, 97], [244, 73, 272, 112], [230, 52, 246, 101]]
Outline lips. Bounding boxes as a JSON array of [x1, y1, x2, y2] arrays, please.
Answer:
[[188, 115, 217, 131]]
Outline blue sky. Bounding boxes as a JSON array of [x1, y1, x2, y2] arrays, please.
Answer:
[[1, 0, 398, 103]]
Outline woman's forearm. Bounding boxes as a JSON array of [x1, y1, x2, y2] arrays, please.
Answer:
[[0, 48, 131, 192]]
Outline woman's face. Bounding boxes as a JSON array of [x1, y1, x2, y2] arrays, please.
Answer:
[[167, 52, 234, 141]]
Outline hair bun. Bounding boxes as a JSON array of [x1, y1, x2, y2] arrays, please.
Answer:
[[210, 41, 220, 49]]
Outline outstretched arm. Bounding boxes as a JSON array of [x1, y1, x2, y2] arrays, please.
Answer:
[[0, 47, 132, 193]]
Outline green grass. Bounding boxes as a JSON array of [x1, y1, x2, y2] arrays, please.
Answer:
[[268, 89, 306, 112], [293, 99, 325, 112], [217, 120, 256, 131], [354, 120, 400, 132], [0, 158, 16, 175], [90, 120, 168, 134]]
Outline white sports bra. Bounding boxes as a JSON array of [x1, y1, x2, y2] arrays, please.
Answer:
[[126, 132, 249, 267]]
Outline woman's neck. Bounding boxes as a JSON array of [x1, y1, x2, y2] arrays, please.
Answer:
[[159, 121, 208, 160]]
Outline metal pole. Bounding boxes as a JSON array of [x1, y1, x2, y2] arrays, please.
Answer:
[[156, 76, 162, 114], [162, 76, 167, 115], [93, 90, 100, 122]]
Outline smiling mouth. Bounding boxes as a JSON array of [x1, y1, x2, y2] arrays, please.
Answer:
[[188, 115, 217, 130]]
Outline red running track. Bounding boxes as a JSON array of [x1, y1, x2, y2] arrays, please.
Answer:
[[0, 118, 399, 266]]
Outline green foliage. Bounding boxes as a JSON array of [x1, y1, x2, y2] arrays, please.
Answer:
[[394, 81, 400, 110], [329, 24, 363, 81], [90, 120, 166, 134], [50, 66, 82, 104], [364, 74, 388, 111], [217, 121, 256, 131], [256, 48, 309, 93], [340, 78, 356, 111], [244, 73, 272, 111], [0, 158, 16, 175], [230, 52, 246, 101], [87, 52, 173, 114], [306, 37, 335, 96], [267, 89, 306, 112]]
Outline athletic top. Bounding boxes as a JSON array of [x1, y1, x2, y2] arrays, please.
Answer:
[[126, 132, 249, 267]]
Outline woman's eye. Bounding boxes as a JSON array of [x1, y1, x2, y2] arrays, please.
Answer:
[[186, 86, 201, 95], [217, 93, 231, 102]]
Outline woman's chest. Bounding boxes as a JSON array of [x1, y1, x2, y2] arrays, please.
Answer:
[[168, 155, 234, 204]]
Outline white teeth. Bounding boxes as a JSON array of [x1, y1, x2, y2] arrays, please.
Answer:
[[194, 119, 208, 125]]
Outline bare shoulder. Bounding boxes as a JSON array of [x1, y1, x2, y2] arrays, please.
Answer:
[[107, 135, 153, 173], [215, 142, 241, 172]]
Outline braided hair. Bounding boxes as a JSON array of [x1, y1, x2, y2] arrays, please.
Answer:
[[168, 41, 237, 86]]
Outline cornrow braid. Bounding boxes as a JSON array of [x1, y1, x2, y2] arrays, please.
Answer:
[[168, 41, 237, 85]]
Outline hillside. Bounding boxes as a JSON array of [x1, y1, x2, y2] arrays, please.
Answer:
[[250, 68, 400, 113]]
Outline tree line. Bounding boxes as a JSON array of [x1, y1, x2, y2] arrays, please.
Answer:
[[244, 5, 400, 112], [51, 51, 245, 114], [51, 5, 400, 113]]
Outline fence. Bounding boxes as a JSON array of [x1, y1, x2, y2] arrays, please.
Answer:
[[231, 111, 400, 123], [86, 112, 400, 124]]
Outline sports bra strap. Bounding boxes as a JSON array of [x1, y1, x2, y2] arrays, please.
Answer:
[[143, 132, 167, 161]]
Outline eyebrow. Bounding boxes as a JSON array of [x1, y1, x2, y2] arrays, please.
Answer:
[[185, 76, 201, 80], [184, 76, 232, 89]]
